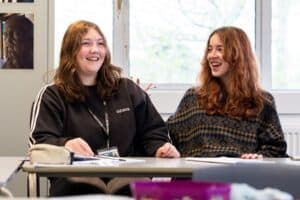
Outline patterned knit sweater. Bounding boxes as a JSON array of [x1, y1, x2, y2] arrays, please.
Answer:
[[167, 88, 287, 157]]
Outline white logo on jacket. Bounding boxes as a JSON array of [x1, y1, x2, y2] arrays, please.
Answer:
[[116, 107, 130, 113]]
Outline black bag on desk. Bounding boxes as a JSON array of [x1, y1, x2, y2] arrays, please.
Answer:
[[29, 144, 73, 165]]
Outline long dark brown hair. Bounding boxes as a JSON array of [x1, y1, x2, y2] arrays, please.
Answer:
[[54, 20, 121, 102], [197, 26, 264, 119]]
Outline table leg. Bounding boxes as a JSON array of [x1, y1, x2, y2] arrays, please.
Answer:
[[27, 173, 40, 197]]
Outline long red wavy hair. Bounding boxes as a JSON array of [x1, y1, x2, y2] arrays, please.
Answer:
[[196, 26, 264, 119]]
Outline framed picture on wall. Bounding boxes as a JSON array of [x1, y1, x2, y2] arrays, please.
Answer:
[[0, 13, 34, 69]]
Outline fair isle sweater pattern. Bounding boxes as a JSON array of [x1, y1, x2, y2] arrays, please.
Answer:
[[167, 88, 287, 157]]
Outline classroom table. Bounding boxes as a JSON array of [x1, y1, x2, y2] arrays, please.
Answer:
[[22, 157, 297, 197], [22, 157, 224, 197]]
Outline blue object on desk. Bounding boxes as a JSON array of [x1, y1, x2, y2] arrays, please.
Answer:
[[72, 155, 99, 162]]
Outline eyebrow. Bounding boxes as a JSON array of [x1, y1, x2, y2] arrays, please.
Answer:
[[208, 44, 224, 48], [82, 38, 104, 41]]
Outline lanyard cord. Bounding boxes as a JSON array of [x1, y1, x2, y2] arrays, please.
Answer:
[[87, 101, 110, 148]]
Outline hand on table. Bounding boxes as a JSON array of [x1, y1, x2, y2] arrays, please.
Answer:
[[155, 142, 180, 158], [65, 138, 94, 157], [241, 153, 263, 159]]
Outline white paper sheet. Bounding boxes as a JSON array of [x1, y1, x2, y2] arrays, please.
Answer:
[[33, 156, 145, 168], [185, 157, 275, 164]]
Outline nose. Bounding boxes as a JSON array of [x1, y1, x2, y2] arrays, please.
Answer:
[[90, 42, 99, 53], [208, 49, 217, 58]]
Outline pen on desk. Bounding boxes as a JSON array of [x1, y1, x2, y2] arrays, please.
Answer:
[[97, 155, 126, 161]]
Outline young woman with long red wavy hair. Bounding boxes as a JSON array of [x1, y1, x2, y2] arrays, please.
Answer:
[[168, 26, 287, 159]]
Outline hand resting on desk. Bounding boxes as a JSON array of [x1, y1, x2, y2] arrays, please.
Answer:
[[240, 153, 263, 159], [155, 142, 180, 158], [65, 137, 94, 157]]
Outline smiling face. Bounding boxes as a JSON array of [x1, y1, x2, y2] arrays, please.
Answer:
[[206, 33, 230, 83], [76, 28, 106, 85]]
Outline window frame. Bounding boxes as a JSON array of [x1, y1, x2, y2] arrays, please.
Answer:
[[49, 0, 300, 115]]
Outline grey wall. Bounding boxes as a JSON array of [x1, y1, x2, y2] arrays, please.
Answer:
[[0, 0, 49, 196]]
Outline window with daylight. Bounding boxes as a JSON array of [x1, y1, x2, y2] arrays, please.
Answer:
[[129, 0, 255, 84], [53, 0, 112, 68], [52, 0, 300, 114], [272, 0, 300, 90]]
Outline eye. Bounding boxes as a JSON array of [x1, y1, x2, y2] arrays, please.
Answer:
[[216, 46, 224, 52], [207, 47, 212, 52], [81, 41, 91, 46]]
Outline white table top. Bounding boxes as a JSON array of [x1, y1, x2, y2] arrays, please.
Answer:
[[22, 157, 297, 177], [23, 157, 297, 197], [22, 157, 225, 178]]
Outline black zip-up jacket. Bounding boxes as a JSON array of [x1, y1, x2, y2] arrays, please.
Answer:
[[29, 78, 170, 157]]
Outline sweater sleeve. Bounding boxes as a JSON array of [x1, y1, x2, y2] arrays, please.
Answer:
[[166, 88, 197, 154], [256, 93, 287, 157], [126, 79, 170, 156], [29, 85, 71, 147]]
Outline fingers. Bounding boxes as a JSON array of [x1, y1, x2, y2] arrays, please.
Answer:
[[130, 76, 155, 92], [144, 83, 156, 92], [130, 76, 140, 86], [241, 153, 263, 159], [136, 78, 140, 85], [65, 138, 94, 157], [155, 143, 180, 158]]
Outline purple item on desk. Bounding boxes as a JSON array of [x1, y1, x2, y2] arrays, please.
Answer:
[[131, 180, 230, 200]]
